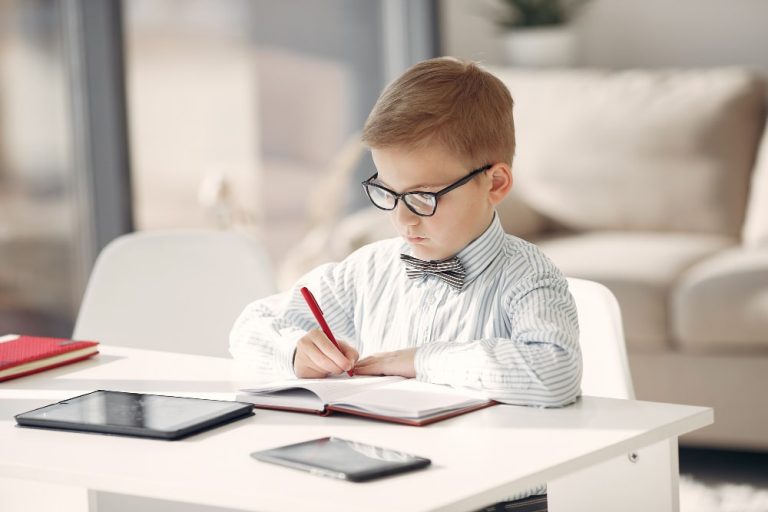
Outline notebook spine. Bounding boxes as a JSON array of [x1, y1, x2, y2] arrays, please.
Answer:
[[0, 352, 99, 383]]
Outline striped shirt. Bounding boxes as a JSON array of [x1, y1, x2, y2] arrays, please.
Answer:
[[229, 213, 582, 408]]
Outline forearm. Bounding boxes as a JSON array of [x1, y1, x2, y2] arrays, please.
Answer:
[[229, 261, 360, 377], [229, 297, 308, 377], [415, 337, 582, 407]]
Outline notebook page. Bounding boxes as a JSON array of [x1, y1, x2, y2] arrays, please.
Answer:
[[235, 387, 327, 412], [240, 375, 404, 404], [329, 379, 490, 419]]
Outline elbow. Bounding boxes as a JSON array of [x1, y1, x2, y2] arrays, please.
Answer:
[[228, 322, 240, 357], [540, 376, 581, 407], [536, 358, 582, 407], [228, 322, 251, 361], [485, 357, 582, 408]]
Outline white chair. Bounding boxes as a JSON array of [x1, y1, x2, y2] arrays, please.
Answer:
[[550, 279, 679, 512], [73, 230, 276, 358], [567, 277, 635, 400]]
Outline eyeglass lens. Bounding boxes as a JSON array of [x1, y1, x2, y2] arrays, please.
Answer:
[[403, 193, 436, 215], [366, 186, 396, 209], [365, 185, 436, 216]]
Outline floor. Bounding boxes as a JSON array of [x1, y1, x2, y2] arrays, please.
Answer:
[[679, 446, 768, 512], [680, 447, 768, 489]]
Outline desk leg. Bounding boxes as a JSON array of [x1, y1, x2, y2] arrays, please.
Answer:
[[0, 477, 93, 511], [548, 438, 680, 512], [88, 489, 100, 511], [0, 481, 243, 512], [93, 491, 246, 511]]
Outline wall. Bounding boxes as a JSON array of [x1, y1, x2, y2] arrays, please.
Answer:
[[439, 0, 768, 74]]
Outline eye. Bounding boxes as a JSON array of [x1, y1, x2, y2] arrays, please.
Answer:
[[366, 185, 397, 209], [404, 193, 436, 215]]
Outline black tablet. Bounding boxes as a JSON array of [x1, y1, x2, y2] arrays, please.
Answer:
[[15, 390, 254, 440], [251, 437, 431, 482]]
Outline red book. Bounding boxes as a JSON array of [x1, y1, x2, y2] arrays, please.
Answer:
[[0, 334, 99, 382]]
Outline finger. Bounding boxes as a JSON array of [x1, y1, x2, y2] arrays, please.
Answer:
[[294, 347, 330, 378], [354, 357, 376, 368], [294, 335, 337, 377], [352, 361, 384, 375], [303, 340, 347, 374], [354, 355, 387, 369], [295, 360, 329, 379], [354, 351, 391, 367], [338, 341, 359, 364], [308, 330, 352, 371]]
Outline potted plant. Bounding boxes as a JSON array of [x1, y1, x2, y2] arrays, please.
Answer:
[[495, 0, 589, 67]]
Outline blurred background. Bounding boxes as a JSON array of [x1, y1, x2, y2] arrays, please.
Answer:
[[0, 0, 414, 337], [1, 1, 767, 508], [4, 0, 767, 338]]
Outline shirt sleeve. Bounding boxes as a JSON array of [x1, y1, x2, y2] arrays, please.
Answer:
[[413, 271, 582, 407], [228, 258, 359, 378]]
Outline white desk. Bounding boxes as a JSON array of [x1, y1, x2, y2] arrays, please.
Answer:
[[0, 346, 712, 512]]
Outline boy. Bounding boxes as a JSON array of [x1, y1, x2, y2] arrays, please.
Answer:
[[230, 57, 581, 511]]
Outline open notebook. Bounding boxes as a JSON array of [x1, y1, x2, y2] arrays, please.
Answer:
[[237, 376, 495, 426]]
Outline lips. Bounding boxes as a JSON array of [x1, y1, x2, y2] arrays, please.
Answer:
[[405, 235, 426, 243]]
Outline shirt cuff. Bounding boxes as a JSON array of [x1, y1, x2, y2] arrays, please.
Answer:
[[414, 341, 478, 387], [414, 342, 450, 383], [274, 328, 307, 377]]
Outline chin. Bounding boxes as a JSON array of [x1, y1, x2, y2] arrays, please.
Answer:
[[412, 246, 449, 262]]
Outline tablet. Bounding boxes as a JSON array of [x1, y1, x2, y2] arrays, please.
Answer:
[[15, 390, 254, 440], [251, 437, 431, 482]]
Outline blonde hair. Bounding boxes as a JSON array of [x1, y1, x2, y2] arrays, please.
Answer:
[[362, 57, 515, 166]]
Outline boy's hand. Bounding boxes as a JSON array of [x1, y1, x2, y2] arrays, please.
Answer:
[[353, 348, 416, 378], [294, 328, 359, 378]]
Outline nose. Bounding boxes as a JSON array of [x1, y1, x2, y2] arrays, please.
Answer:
[[393, 199, 420, 226]]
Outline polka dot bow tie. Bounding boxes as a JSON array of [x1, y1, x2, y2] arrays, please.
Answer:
[[400, 254, 466, 290]]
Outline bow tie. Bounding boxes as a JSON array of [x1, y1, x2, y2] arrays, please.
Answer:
[[400, 254, 466, 290]]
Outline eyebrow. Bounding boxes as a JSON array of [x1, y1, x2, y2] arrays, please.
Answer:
[[375, 177, 446, 192]]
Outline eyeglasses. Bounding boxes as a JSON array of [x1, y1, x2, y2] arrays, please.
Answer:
[[361, 164, 492, 217]]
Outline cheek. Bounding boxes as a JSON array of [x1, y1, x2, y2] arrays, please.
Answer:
[[437, 195, 476, 222], [437, 193, 486, 232], [426, 207, 465, 238]]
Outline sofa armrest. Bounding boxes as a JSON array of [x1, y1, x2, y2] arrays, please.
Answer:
[[743, 113, 768, 247], [672, 247, 768, 351]]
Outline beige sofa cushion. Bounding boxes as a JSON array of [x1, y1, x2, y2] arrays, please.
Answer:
[[490, 68, 766, 236], [672, 248, 768, 351], [743, 115, 768, 247], [536, 232, 736, 350]]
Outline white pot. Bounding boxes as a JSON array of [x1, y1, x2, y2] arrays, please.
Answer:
[[502, 26, 577, 67]]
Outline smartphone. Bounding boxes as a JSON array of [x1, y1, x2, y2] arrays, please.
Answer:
[[251, 436, 431, 482]]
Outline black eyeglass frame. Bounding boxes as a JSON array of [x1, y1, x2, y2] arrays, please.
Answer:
[[361, 163, 493, 217]]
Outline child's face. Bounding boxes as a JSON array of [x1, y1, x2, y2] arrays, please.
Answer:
[[370, 144, 497, 261]]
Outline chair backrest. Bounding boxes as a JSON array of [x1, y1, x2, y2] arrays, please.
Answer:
[[73, 230, 276, 358], [567, 277, 635, 400]]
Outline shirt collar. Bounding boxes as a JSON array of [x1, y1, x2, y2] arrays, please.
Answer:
[[399, 213, 505, 289], [455, 213, 506, 287]]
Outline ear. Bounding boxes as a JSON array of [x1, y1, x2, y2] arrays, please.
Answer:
[[487, 163, 513, 206]]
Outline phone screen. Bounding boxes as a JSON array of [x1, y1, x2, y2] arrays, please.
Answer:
[[251, 437, 431, 482]]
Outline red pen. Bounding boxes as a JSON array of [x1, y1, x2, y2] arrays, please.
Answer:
[[300, 286, 354, 377]]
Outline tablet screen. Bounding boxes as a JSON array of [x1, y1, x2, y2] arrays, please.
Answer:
[[15, 390, 253, 439], [251, 437, 431, 482]]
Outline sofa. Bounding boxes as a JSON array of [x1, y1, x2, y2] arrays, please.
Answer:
[[279, 67, 768, 451]]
